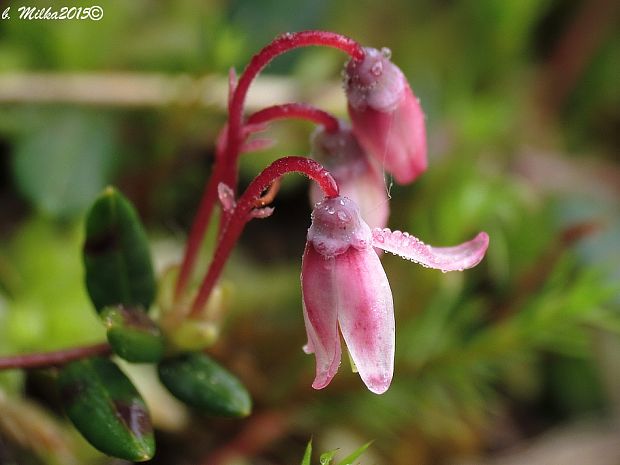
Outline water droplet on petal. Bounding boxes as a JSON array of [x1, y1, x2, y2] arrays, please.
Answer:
[[381, 47, 392, 59], [370, 61, 383, 76], [337, 210, 350, 222]]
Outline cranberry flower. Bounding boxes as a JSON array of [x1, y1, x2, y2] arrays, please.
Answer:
[[344, 47, 427, 185], [301, 196, 489, 394], [309, 121, 389, 229]]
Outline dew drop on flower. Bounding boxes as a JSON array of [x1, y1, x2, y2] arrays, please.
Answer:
[[381, 47, 392, 59], [371, 61, 383, 77]]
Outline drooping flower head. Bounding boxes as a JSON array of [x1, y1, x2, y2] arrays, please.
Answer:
[[302, 196, 394, 394], [344, 47, 427, 185], [309, 121, 389, 229], [302, 196, 489, 394]]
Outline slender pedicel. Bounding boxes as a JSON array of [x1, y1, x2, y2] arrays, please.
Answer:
[[176, 32, 363, 300], [247, 103, 340, 133], [190, 156, 338, 315]]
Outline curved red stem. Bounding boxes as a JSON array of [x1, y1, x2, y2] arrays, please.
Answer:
[[247, 103, 340, 133], [225, 31, 363, 185], [175, 31, 362, 300], [190, 157, 338, 315]]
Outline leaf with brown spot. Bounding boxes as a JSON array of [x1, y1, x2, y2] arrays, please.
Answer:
[[57, 357, 155, 461], [83, 187, 155, 313]]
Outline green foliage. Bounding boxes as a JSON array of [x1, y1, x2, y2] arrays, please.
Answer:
[[0, 218, 104, 353], [300, 439, 372, 465], [11, 109, 118, 218], [158, 352, 252, 417], [0, 1, 617, 463], [301, 440, 312, 465], [57, 357, 155, 461], [83, 187, 156, 313], [101, 306, 165, 363]]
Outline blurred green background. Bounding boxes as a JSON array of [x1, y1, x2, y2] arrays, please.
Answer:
[[0, 0, 619, 464]]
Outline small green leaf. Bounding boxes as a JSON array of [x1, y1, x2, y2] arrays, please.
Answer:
[[320, 449, 337, 465], [102, 306, 165, 363], [57, 357, 155, 461], [336, 441, 372, 465], [158, 352, 251, 417], [83, 187, 155, 313], [301, 439, 312, 465]]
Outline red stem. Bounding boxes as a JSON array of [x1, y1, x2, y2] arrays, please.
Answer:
[[174, 168, 222, 299], [225, 31, 363, 185], [190, 156, 338, 315], [0, 343, 111, 370], [247, 103, 340, 133], [175, 31, 362, 300]]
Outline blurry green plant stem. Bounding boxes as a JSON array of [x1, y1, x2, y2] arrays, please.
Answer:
[[173, 31, 363, 314]]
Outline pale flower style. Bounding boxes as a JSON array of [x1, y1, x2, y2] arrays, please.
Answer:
[[344, 47, 427, 185], [301, 196, 489, 394], [309, 121, 389, 229]]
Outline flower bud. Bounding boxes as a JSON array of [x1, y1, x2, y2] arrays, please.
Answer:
[[309, 122, 389, 229], [344, 47, 427, 184]]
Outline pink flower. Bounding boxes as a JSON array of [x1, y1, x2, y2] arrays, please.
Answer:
[[344, 47, 427, 185], [301, 196, 489, 394], [309, 121, 389, 229]]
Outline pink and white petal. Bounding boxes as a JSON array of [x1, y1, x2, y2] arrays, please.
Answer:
[[309, 168, 389, 231], [372, 229, 489, 272], [301, 244, 342, 390], [335, 247, 394, 394]]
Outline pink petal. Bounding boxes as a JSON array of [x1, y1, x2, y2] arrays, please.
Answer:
[[344, 48, 427, 185], [301, 243, 342, 389], [348, 86, 427, 185], [309, 123, 389, 230], [310, 169, 389, 231], [371, 229, 490, 271], [334, 247, 394, 394]]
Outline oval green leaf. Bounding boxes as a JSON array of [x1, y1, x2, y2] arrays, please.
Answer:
[[57, 357, 155, 461], [102, 306, 165, 363], [158, 352, 251, 417], [83, 187, 155, 313]]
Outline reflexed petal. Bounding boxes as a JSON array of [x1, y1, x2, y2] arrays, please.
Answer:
[[372, 229, 490, 271], [335, 247, 394, 394], [301, 243, 342, 389]]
